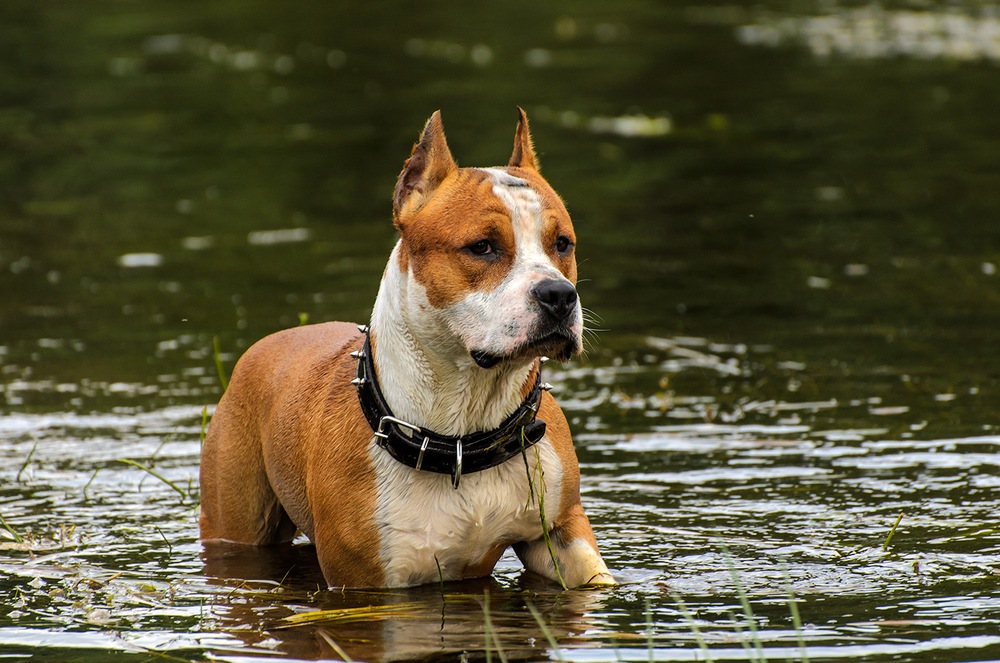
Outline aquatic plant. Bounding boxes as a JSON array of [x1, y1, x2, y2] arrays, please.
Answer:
[[116, 458, 189, 502], [525, 600, 566, 663], [520, 427, 567, 589], [883, 512, 905, 551], [482, 589, 509, 663], [212, 335, 229, 391], [0, 513, 24, 543], [16, 438, 38, 483]]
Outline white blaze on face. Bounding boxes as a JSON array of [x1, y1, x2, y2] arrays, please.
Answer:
[[440, 168, 581, 361], [483, 168, 551, 270]]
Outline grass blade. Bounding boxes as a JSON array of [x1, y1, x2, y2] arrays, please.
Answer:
[[316, 629, 353, 662], [199, 405, 209, 448], [721, 546, 766, 663], [213, 335, 229, 391], [17, 438, 39, 483], [0, 513, 24, 543], [483, 590, 509, 663], [781, 568, 809, 663], [883, 512, 904, 551], [83, 467, 100, 499], [117, 459, 187, 501], [155, 526, 173, 556], [435, 555, 445, 593], [521, 433, 566, 589], [276, 603, 424, 627], [526, 600, 565, 663], [725, 608, 757, 662], [672, 593, 714, 663]]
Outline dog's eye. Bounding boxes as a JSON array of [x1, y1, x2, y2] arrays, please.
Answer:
[[468, 240, 494, 256], [555, 235, 573, 255]]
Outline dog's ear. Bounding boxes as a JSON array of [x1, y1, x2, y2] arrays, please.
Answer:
[[508, 107, 539, 171], [394, 110, 457, 220]]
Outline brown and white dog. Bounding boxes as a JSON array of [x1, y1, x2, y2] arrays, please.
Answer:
[[199, 109, 613, 589]]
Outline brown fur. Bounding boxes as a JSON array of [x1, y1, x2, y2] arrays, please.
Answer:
[[509, 107, 539, 171], [200, 110, 611, 588], [200, 323, 385, 586], [398, 170, 517, 308], [539, 393, 602, 557], [393, 120, 577, 308]]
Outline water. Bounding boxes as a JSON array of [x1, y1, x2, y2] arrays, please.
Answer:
[[2, 0, 1000, 660]]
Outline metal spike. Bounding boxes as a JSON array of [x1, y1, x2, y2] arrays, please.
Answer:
[[451, 440, 463, 489], [357, 324, 369, 333], [539, 356, 550, 364], [349, 350, 365, 359], [541, 382, 554, 391], [351, 378, 367, 387], [415, 436, 430, 472]]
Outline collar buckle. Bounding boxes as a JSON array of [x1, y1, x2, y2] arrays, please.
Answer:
[[353, 328, 545, 490], [375, 414, 422, 441]]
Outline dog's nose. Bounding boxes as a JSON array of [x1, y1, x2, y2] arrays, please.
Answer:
[[532, 279, 578, 321]]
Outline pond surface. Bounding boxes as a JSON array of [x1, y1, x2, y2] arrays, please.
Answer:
[[2, 1, 999, 661]]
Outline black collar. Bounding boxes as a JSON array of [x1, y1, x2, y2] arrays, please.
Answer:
[[352, 328, 547, 488]]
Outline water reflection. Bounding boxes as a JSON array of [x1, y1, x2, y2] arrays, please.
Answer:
[[736, 3, 1000, 62], [202, 568, 612, 662]]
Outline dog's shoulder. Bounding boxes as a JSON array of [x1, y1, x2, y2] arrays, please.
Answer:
[[222, 321, 364, 430]]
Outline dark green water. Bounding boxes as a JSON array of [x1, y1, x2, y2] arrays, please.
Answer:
[[2, 1, 999, 661]]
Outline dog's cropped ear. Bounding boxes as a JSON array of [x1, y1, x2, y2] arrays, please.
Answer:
[[508, 107, 539, 171], [394, 111, 457, 221]]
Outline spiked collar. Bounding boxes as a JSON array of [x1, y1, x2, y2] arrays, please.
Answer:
[[351, 327, 548, 488]]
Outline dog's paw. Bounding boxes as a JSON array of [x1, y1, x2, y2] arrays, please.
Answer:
[[585, 572, 616, 586]]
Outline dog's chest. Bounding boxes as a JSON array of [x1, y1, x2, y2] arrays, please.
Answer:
[[370, 439, 563, 587]]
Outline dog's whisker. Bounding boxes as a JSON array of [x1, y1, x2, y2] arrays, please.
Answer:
[[581, 306, 604, 324]]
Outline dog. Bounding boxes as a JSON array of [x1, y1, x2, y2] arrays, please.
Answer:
[[199, 109, 613, 589]]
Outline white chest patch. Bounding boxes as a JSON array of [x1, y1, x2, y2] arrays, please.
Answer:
[[371, 438, 564, 587]]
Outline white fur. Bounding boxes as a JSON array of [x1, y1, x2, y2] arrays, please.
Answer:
[[369, 243, 534, 434], [373, 441, 563, 587], [518, 537, 608, 587], [364, 169, 583, 586]]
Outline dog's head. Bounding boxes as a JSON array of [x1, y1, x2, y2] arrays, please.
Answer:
[[391, 109, 582, 369]]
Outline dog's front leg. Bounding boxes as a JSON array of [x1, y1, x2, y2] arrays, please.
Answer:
[[514, 503, 614, 587]]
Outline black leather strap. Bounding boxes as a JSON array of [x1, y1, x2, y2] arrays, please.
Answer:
[[353, 331, 547, 488]]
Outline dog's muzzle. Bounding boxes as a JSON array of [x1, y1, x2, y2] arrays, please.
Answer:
[[531, 279, 578, 324], [470, 279, 580, 369]]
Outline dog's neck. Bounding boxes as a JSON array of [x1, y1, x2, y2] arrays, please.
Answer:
[[367, 242, 537, 437]]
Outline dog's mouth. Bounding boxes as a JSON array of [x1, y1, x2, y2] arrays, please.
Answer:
[[470, 331, 578, 369]]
